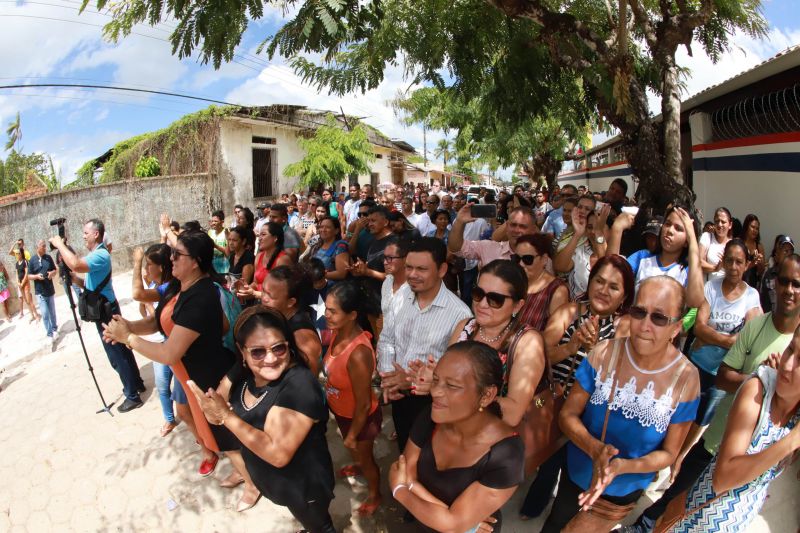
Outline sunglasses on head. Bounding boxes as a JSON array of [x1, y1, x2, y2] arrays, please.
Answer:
[[628, 305, 680, 327], [777, 276, 800, 289], [242, 340, 289, 360], [511, 253, 538, 266], [471, 286, 513, 309]]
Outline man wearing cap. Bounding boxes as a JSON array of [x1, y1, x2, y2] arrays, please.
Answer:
[[759, 234, 795, 313], [254, 202, 271, 235], [642, 216, 663, 253]]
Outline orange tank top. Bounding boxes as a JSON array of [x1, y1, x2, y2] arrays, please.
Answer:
[[322, 330, 378, 418]]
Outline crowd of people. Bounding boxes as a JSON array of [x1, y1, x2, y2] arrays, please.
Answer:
[[5, 178, 800, 533]]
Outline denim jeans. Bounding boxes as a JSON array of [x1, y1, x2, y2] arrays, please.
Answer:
[[153, 362, 175, 423], [36, 293, 57, 337], [96, 301, 143, 402]]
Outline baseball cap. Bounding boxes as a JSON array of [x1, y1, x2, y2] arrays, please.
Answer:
[[777, 235, 795, 249], [256, 202, 270, 210], [642, 216, 663, 237]]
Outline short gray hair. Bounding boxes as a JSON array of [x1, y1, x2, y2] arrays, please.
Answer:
[[85, 218, 105, 241]]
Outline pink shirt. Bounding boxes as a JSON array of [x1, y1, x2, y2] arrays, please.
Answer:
[[457, 240, 513, 269]]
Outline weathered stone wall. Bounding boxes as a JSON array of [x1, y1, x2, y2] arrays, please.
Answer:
[[0, 173, 218, 311]]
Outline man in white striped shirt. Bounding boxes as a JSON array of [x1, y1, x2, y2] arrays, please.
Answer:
[[377, 237, 472, 451]]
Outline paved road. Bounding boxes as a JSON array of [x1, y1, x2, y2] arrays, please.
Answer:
[[0, 272, 796, 532]]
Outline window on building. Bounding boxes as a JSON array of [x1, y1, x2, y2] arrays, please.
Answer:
[[252, 136, 277, 145], [253, 148, 276, 198], [375, 153, 384, 159], [370, 172, 379, 188]]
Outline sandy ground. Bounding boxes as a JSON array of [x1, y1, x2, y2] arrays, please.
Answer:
[[0, 271, 797, 532]]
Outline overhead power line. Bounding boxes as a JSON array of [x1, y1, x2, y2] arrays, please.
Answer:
[[0, 83, 240, 106]]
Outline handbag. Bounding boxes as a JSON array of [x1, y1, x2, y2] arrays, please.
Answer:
[[78, 270, 113, 323], [507, 327, 570, 476], [563, 339, 635, 531]]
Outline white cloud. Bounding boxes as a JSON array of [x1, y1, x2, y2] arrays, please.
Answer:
[[224, 61, 434, 155]]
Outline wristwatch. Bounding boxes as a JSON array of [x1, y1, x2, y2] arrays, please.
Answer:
[[595, 236, 605, 244]]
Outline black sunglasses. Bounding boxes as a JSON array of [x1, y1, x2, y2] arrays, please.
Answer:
[[511, 253, 538, 266], [242, 341, 290, 361], [628, 305, 680, 327], [777, 276, 800, 289], [471, 286, 513, 309]]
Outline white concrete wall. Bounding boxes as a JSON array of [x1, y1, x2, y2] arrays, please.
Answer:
[[219, 119, 407, 205], [693, 140, 800, 254]]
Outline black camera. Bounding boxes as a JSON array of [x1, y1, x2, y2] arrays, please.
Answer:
[[49, 217, 66, 250]]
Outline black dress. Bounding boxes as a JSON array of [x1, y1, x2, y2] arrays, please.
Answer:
[[409, 406, 525, 532], [229, 365, 335, 508], [168, 277, 238, 451]]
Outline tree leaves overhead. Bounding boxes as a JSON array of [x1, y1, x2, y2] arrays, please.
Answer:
[[283, 114, 375, 188]]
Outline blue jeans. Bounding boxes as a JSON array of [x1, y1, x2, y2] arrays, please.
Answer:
[[36, 293, 57, 337], [96, 301, 143, 402], [153, 362, 175, 423]]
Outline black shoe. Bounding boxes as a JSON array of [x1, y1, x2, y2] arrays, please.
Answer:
[[137, 383, 146, 393], [118, 398, 144, 413]]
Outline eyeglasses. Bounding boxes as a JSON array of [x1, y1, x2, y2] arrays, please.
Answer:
[[170, 249, 191, 260], [511, 253, 538, 266], [628, 305, 680, 327], [426, 201, 438, 205], [242, 341, 290, 360], [384, 254, 406, 263], [471, 286, 513, 309], [776, 276, 800, 290]]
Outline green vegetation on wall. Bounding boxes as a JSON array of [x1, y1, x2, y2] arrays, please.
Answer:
[[73, 105, 237, 187]]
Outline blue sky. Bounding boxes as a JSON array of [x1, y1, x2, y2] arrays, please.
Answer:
[[1, 0, 799, 184]]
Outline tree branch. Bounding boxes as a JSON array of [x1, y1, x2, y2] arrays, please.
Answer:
[[486, 0, 610, 56], [628, 0, 657, 50]]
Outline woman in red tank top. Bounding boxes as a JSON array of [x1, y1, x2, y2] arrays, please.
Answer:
[[237, 222, 291, 302], [322, 281, 382, 515]]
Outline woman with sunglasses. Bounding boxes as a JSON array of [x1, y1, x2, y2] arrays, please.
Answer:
[[322, 281, 383, 515], [609, 205, 705, 309], [389, 341, 525, 532], [666, 325, 800, 533], [189, 306, 336, 532], [411, 260, 545, 427], [514, 233, 568, 331], [541, 276, 700, 532], [237, 222, 291, 302], [103, 231, 238, 478], [519, 254, 634, 519]]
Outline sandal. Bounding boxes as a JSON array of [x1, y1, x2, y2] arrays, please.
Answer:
[[337, 464, 362, 478], [220, 472, 245, 488], [237, 490, 262, 512], [160, 421, 179, 437]]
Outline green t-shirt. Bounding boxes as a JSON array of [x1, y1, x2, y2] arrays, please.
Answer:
[[703, 312, 793, 454]]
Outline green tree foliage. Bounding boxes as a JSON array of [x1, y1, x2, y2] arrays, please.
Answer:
[[5, 112, 22, 152], [283, 114, 375, 189], [134, 155, 162, 177], [0, 151, 49, 196], [85, 0, 767, 209]]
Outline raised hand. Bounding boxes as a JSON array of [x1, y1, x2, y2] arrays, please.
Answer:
[[186, 380, 232, 425]]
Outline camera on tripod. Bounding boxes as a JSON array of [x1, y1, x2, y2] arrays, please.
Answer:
[[49, 217, 66, 249]]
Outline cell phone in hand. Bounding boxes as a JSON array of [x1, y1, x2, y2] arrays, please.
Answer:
[[470, 204, 497, 219], [621, 206, 640, 216]]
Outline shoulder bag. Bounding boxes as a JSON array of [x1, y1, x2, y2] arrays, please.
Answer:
[[78, 270, 113, 323]]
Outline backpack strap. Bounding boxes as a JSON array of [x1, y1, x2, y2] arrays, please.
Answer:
[[89, 270, 112, 296]]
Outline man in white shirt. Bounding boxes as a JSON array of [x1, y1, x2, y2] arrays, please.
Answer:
[[377, 237, 472, 451], [401, 196, 420, 227], [414, 194, 440, 236]]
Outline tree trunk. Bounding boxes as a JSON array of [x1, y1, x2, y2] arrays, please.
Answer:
[[661, 57, 683, 184]]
